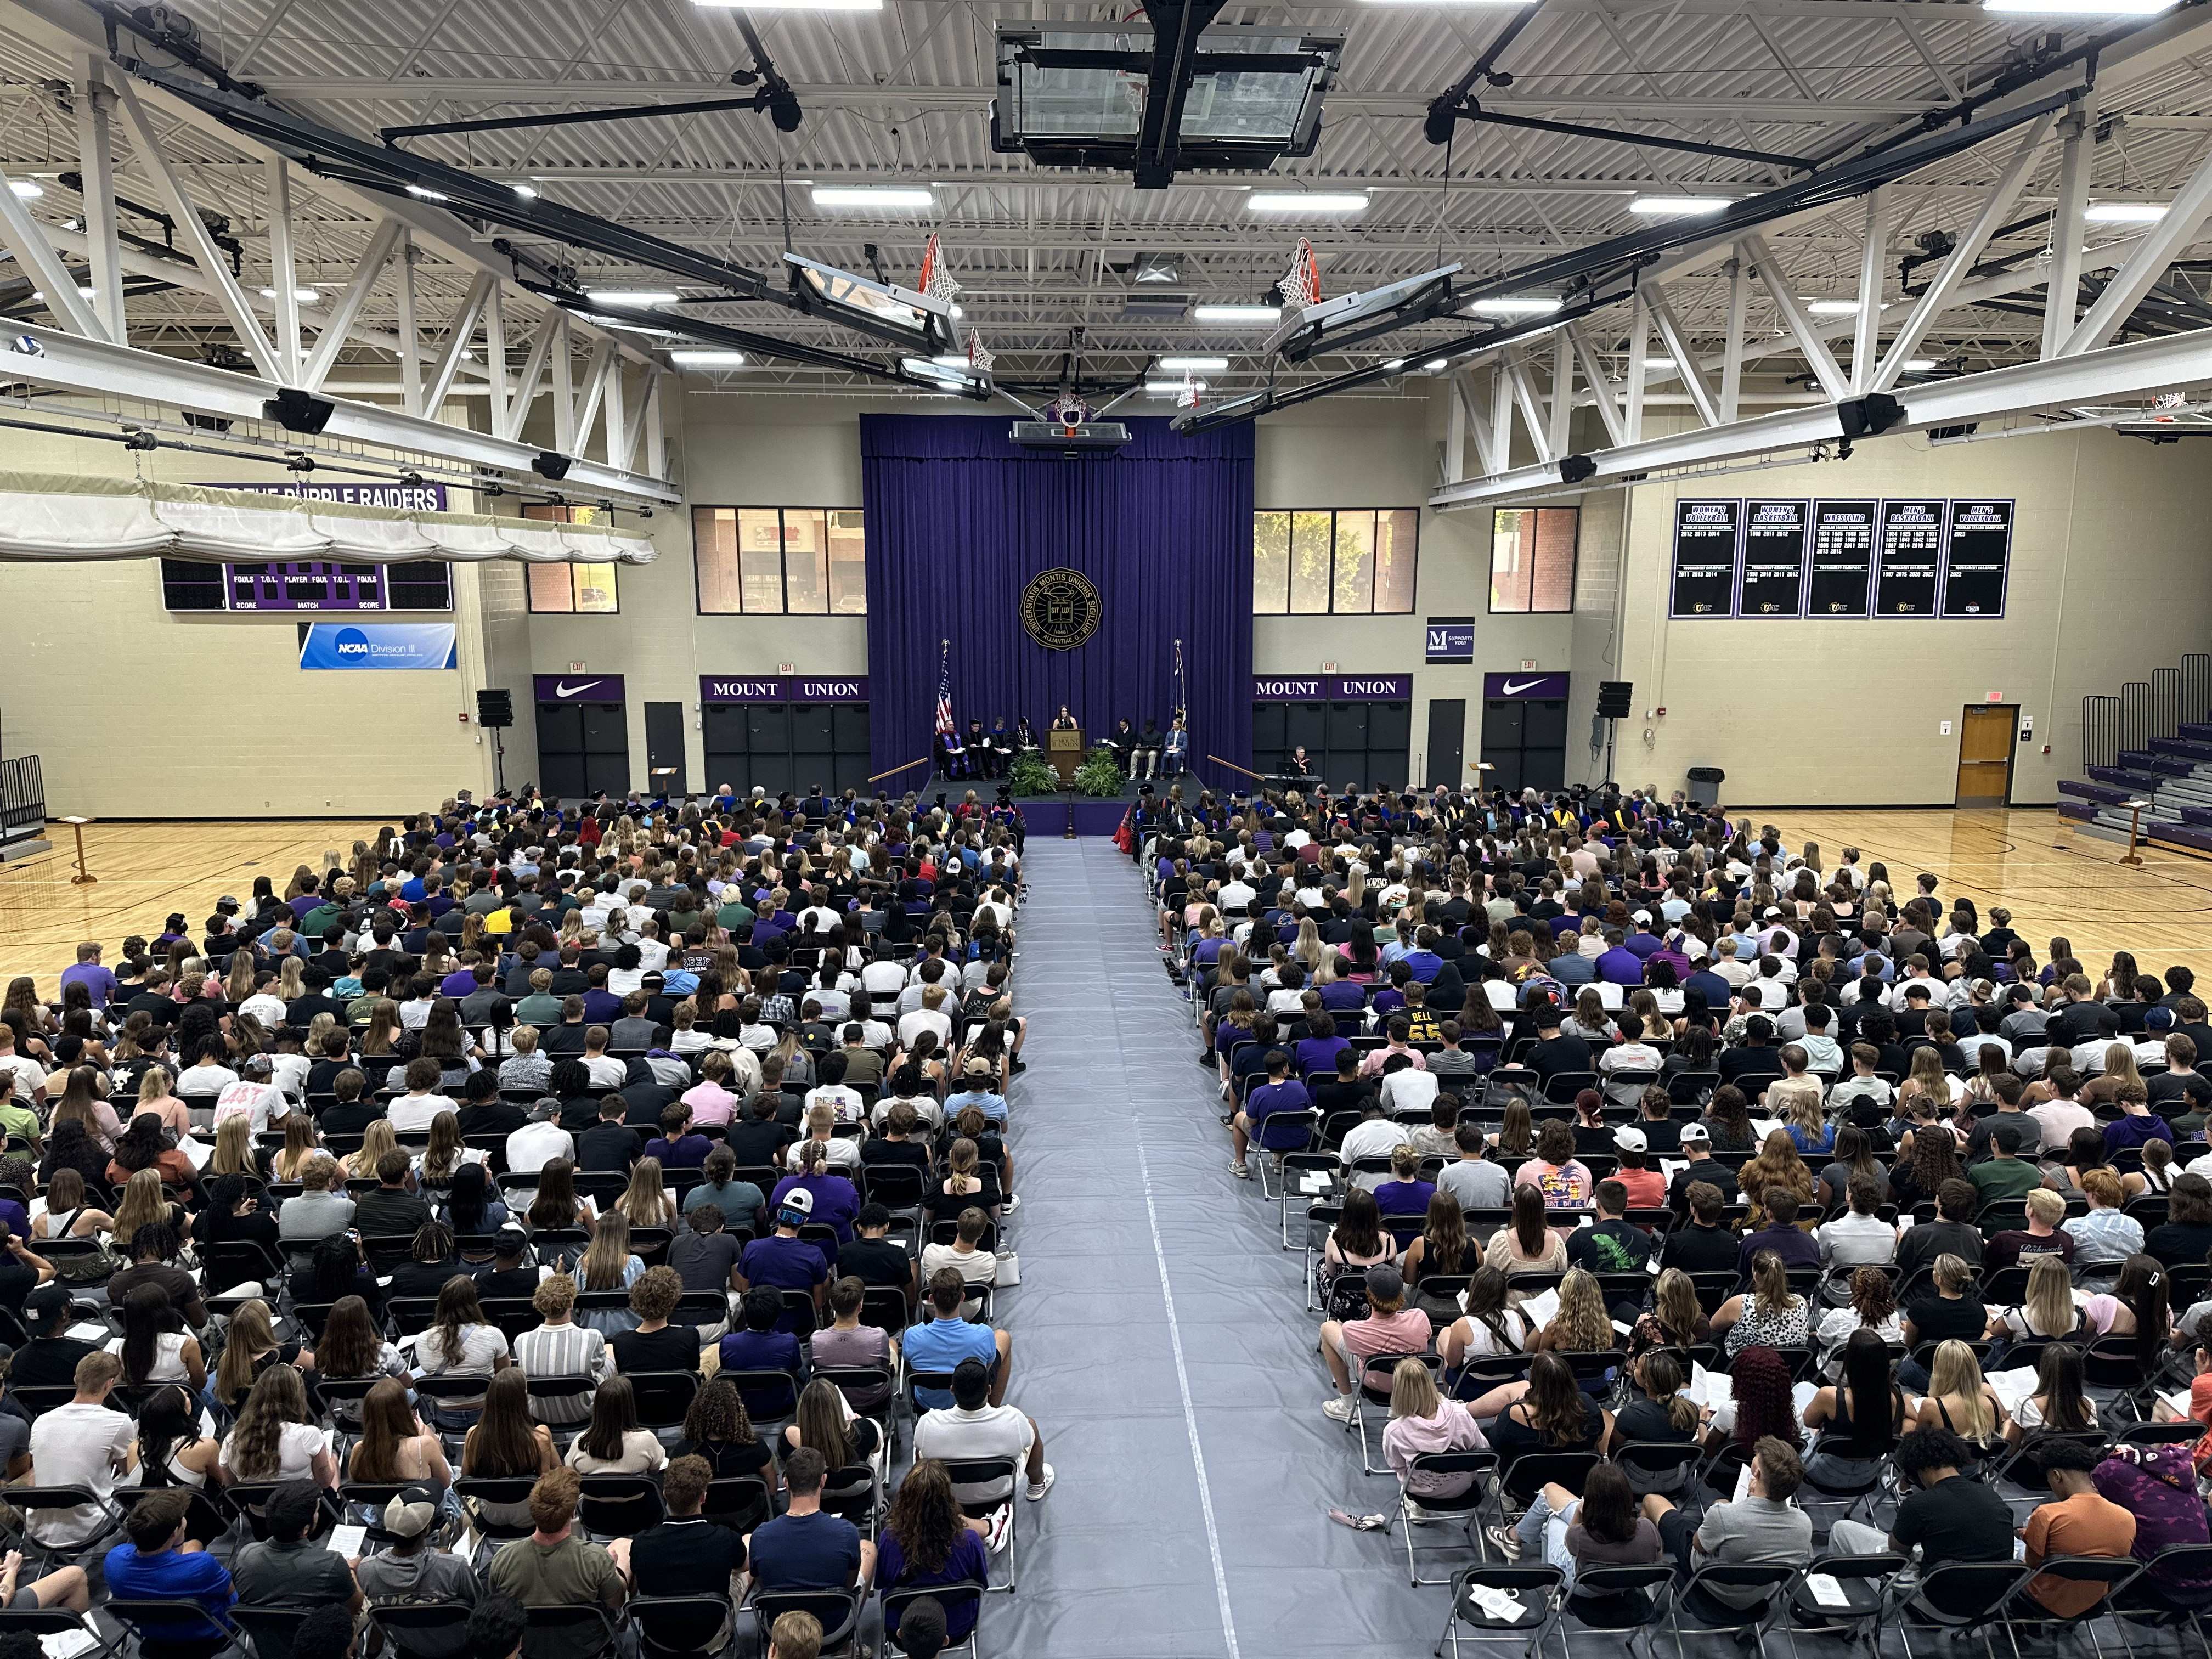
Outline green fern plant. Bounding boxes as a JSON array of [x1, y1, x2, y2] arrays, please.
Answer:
[[1007, 753, 1060, 797], [1075, 746, 1125, 797]]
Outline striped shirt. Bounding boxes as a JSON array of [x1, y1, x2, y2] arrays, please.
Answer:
[[510, 1321, 610, 1424], [2063, 1208, 2145, 1269]]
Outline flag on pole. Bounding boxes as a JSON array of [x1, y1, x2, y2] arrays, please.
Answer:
[[934, 650, 955, 737]]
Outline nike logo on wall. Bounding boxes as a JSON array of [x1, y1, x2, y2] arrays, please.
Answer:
[[1500, 678, 1549, 696], [554, 680, 601, 698]]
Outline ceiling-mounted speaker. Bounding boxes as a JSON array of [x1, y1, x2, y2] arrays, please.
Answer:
[[262, 388, 334, 434]]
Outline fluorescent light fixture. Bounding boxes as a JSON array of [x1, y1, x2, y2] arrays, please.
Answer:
[[810, 185, 935, 208], [1382, 358, 1408, 371], [1421, 358, 1448, 372], [1641, 357, 1677, 371], [259, 286, 321, 304], [696, 0, 881, 9], [586, 289, 679, 307], [1985, 0, 2176, 13], [1156, 355, 1229, 372], [1246, 191, 1367, 213], [459, 349, 477, 363], [670, 349, 748, 366], [7, 180, 42, 199], [1901, 358, 1938, 371], [1804, 299, 1862, 316], [511, 182, 540, 200], [29, 286, 98, 302], [1193, 302, 1281, 325], [929, 353, 969, 368], [1466, 296, 1561, 317], [2085, 201, 2168, 222], [1628, 194, 1734, 217], [404, 184, 449, 201], [1146, 379, 1208, 393]]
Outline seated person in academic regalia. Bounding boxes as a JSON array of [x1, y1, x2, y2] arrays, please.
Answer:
[[1108, 718, 1137, 774], [936, 727, 969, 778], [1014, 715, 1040, 751], [966, 720, 993, 778], [1133, 719, 1164, 780], [989, 718, 1015, 771]]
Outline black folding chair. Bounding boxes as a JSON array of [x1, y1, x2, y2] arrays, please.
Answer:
[[628, 1594, 735, 1659], [881, 1582, 984, 1659], [1786, 1554, 1906, 1658], [1393, 1449, 1498, 1588], [1435, 1562, 1565, 1659], [747, 1590, 862, 1658]]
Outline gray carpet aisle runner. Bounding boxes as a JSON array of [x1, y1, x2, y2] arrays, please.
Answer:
[[995, 840, 1443, 1658]]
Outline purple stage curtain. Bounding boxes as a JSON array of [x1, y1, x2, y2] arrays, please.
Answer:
[[860, 414, 1254, 787]]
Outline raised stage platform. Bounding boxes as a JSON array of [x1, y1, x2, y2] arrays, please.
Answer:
[[922, 770, 1154, 837]]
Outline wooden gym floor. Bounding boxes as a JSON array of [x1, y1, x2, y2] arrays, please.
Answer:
[[0, 808, 2203, 988]]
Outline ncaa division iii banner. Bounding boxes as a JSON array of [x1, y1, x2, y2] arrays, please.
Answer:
[[298, 622, 459, 670]]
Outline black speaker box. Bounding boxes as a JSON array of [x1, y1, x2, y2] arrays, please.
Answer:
[[476, 688, 515, 729], [1595, 680, 1633, 719]]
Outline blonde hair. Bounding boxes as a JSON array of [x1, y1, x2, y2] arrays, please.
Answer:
[[112, 1168, 169, 1241], [1387, 1355, 1441, 1420], [1927, 1338, 1994, 1438], [348, 1119, 399, 1180], [1549, 1269, 1612, 1352], [2024, 1254, 2076, 1338], [216, 1298, 279, 1407], [616, 1157, 674, 1228], [210, 1114, 256, 1177], [579, 1211, 633, 1291]]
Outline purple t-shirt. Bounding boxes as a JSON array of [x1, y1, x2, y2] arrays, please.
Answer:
[[58, 963, 116, 1009]]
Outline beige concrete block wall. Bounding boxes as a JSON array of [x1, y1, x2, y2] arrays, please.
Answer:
[[0, 425, 499, 819], [1561, 425, 2212, 806]]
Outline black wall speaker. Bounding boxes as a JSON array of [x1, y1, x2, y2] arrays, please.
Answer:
[[1595, 680, 1633, 719], [476, 689, 514, 729]]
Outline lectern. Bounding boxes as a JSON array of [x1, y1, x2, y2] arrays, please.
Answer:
[[1046, 727, 1084, 786]]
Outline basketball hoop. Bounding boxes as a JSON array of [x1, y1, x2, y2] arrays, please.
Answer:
[[964, 328, 995, 375], [917, 232, 962, 304], [1176, 370, 1201, 409], [1276, 237, 1322, 311]]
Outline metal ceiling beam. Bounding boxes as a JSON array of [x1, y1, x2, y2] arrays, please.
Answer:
[[0, 318, 678, 501], [1430, 323, 2212, 509], [242, 76, 1950, 122]]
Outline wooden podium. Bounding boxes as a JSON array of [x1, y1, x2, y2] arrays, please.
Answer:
[[1046, 727, 1084, 786]]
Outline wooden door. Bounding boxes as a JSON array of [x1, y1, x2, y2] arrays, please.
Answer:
[[1956, 706, 2016, 806]]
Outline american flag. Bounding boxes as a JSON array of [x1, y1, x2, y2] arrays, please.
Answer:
[[934, 659, 955, 737]]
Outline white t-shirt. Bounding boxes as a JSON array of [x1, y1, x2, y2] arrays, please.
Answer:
[[912, 1402, 1034, 1504], [176, 1065, 238, 1099], [219, 1420, 329, 1483], [506, 1121, 573, 1175], [388, 1093, 459, 1133], [213, 1080, 290, 1135], [26, 1401, 135, 1544], [898, 1009, 953, 1049]]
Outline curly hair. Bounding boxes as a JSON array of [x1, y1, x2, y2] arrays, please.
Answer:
[[681, 1375, 757, 1448], [1728, 1345, 1797, 1448], [883, 1458, 968, 1575]]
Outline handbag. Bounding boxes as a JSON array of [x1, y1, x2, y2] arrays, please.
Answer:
[[992, 1251, 1021, 1288]]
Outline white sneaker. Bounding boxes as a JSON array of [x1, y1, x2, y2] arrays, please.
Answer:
[[1025, 1463, 1056, 1501], [984, 1506, 1011, 1553], [1001, 1194, 1020, 1214], [1228, 1161, 1252, 1179], [1322, 1394, 1359, 1424]]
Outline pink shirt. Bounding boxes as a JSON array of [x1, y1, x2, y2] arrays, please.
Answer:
[[682, 1081, 740, 1127], [1341, 1307, 1435, 1360]]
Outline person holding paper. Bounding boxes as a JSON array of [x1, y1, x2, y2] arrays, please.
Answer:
[[1639, 1435, 1813, 1605]]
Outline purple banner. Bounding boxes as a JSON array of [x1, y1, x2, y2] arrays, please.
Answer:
[[700, 675, 870, 703], [533, 674, 626, 702], [1254, 675, 1327, 701], [212, 481, 451, 512], [1483, 671, 1571, 699]]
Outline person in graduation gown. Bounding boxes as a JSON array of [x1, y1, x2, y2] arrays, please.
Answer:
[[1014, 715, 1040, 752], [1108, 719, 1137, 775], [966, 719, 994, 778], [989, 718, 1015, 774], [938, 724, 970, 779]]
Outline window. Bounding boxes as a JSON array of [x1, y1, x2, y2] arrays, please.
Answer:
[[693, 506, 868, 614], [1489, 506, 1578, 614], [1252, 509, 1418, 615], [523, 504, 619, 614]]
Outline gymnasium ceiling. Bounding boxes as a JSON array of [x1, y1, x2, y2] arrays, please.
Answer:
[[5, 0, 2212, 405]]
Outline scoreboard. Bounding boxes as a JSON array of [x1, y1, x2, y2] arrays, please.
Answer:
[[1669, 495, 2010, 620], [159, 481, 453, 614]]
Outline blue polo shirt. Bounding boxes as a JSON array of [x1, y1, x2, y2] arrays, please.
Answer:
[[901, 1316, 999, 1408], [104, 1545, 235, 1640]]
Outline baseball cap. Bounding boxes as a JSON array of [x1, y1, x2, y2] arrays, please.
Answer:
[[1678, 1122, 1711, 1145], [778, 1187, 815, 1222], [1364, 1263, 1406, 1302], [216, 895, 239, 911], [242, 1054, 273, 1075], [1632, 910, 1652, 924], [2148, 1006, 2177, 1031], [1613, 1125, 1648, 1153], [383, 1482, 442, 1540], [26, 1283, 71, 1322], [962, 1057, 993, 1078]]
